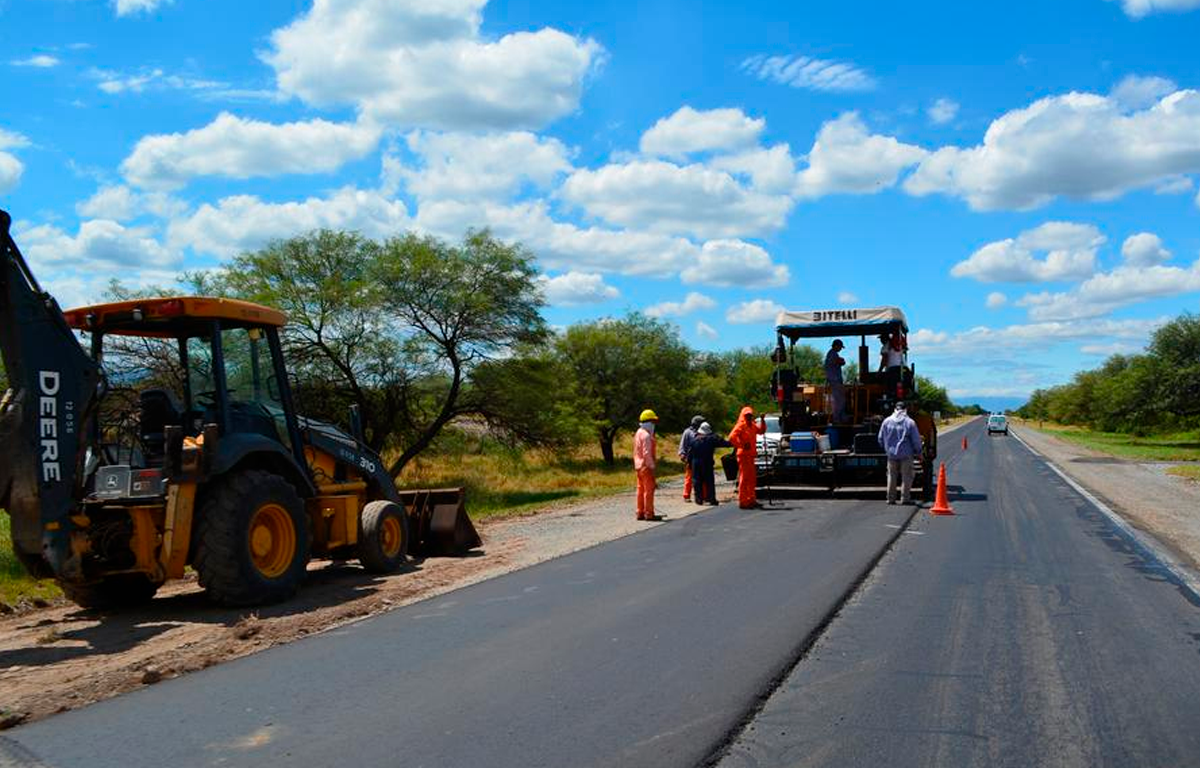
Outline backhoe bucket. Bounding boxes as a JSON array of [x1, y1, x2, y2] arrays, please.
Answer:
[[397, 487, 481, 557], [0, 210, 101, 578]]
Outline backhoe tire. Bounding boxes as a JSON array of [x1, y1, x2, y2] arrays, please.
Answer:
[[59, 574, 160, 610], [358, 501, 409, 574], [194, 470, 310, 607]]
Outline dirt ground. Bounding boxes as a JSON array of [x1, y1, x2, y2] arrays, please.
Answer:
[[1, 420, 983, 729]]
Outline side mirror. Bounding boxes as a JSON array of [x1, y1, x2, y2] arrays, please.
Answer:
[[266, 374, 281, 401]]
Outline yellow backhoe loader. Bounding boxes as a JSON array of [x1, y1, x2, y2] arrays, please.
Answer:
[[0, 209, 479, 608]]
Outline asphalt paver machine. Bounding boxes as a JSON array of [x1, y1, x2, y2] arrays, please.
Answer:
[[761, 306, 938, 498], [0, 210, 479, 608]]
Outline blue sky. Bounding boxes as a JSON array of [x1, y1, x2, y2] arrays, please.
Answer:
[[3, 0, 1200, 404]]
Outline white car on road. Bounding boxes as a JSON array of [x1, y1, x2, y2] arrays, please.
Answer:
[[987, 414, 1008, 435]]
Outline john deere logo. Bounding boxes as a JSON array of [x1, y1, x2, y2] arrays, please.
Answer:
[[106, 474, 119, 489]]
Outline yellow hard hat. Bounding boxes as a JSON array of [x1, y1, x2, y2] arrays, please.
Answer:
[[639, 408, 659, 422]]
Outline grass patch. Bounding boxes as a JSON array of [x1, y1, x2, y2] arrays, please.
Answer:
[[1167, 465, 1200, 482], [395, 432, 689, 521], [0, 513, 62, 608], [1019, 420, 1200, 463]]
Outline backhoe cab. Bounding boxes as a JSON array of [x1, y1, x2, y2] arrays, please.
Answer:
[[0, 210, 479, 608]]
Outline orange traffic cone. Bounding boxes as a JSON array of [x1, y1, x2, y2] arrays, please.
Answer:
[[929, 463, 955, 515], [962, 435, 968, 451]]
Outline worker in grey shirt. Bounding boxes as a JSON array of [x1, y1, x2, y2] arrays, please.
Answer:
[[824, 339, 847, 422], [877, 401, 923, 504]]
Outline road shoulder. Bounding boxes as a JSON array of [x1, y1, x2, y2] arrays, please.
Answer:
[[1013, 424, 1200, 574]]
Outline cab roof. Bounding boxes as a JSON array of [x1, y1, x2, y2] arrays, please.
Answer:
[[64, 296, 287, 337], [775, 306, 908, 339]]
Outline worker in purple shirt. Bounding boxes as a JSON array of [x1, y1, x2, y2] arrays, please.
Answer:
[[877, 401, 923, 505]]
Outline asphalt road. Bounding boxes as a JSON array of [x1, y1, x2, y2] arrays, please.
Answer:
[[7, 418, 1200, 768], [4, 457, 924, 767], [718, 419, 1200, 768]]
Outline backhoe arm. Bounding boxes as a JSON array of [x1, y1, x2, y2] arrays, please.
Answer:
[[0, 210, 101, 577]]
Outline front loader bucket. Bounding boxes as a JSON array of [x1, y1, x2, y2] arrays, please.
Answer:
[[0, 210, 101, 578], [397, 487, 481, 557]]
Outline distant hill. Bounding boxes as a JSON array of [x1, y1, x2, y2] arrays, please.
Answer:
[[955, 396, 1026, 414]]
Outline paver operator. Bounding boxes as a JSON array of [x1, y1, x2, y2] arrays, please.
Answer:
[[678, 415, 705, 502], [727, 405, 767, 509], [634, 409, 660, 521], [877, 401, 923, 505], [824, 339, 847, 422]]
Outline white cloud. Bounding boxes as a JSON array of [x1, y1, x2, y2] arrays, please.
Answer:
[[1080, 341, 1144, 356], [681, 240, 789, 288], [726, 299, 785, 325], [0, 152, 22, 194], [122, 113, 382, 189], [1113, 0, 1200, 17], [911, 317, 1165, 357], [709, 144, 796, 195], [837, 291, 859, 305], [77, 185, 139, 220], [401, 131, 571, 201], [88, 67, 233, 96], [0, 128, 28, 194], [537, 271, 618, 305], [741, 54, 875, 93], [1110, 74, 1177, 109], [169, 187, 409, 259], [11, 55, 60, 68], [1017, 258, 1200, 321], [696, 321, 718, 340], [986, 291, 1008, 309], [794, 113, 927, 198], [928, 98, 959, 125], [1121, 232, 1171, 266], [414, 198, 695, 277], [561, 159, 793, 239], [645, 292, 717, 318], [639, 107, 764, 158], [951, 222, 1104, 283], [17, 219, 177, 272], [264, 0, 603, 131], [1155, 175, 1194, 194], [114, 0, 173, 15], [905, 88, 1200, 210]]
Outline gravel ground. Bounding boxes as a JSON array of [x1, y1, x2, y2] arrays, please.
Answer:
[[1014, 424, 1200, 572]]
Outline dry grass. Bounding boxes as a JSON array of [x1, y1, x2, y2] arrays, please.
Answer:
[[1167, 465, 1200, 483]]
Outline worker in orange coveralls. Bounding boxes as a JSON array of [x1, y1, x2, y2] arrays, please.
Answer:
[[727, 405, 767, 509], [634, 408, 660, 521]]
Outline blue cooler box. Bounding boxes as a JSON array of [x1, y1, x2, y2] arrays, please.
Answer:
[[789, 432, 817, 452]]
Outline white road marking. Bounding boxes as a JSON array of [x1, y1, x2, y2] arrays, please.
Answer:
[[1010, 428, 1200, 602]]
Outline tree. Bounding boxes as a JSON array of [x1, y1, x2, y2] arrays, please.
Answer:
[[207, 230, 403, 453], [208, 228, 547, 475], [371, 229, 548, 474], [556, 314, 694, 465], [1147, 313, 1200, 419]]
